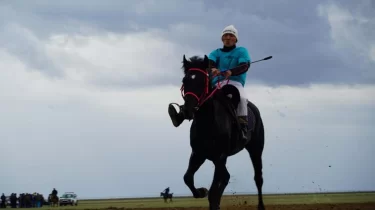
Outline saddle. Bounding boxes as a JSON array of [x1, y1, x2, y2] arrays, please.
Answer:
[[215, 85, 256, 136]]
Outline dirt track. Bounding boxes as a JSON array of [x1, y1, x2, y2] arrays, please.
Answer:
[[99, 202, 375, 210]]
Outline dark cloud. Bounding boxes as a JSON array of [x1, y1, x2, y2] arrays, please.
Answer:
[[1, 0, 374, 86]]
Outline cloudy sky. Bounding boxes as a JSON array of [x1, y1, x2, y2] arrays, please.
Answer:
[[0, 0, 374, 199]]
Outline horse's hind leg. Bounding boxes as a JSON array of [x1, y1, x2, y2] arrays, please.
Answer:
[[245, 125, 265, 210]]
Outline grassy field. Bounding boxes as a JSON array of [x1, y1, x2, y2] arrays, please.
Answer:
[[42, 192, 375, 210]]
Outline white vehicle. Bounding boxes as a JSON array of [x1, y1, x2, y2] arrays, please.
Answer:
[[59, 192, 78, 206]]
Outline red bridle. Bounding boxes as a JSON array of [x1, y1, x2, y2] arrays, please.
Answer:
[[180, 68, 229, 108]]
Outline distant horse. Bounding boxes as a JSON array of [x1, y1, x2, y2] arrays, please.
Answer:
[[169, 55, 266, 210], [48, 194, 59, 207], [160, 192, 173, 203]]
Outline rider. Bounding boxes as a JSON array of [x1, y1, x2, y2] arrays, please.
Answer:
[[51, 188, 58, 198], [168, 24, 251, 141], [162, 187, 170, 195]]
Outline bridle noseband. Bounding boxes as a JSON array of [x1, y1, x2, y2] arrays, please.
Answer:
[[180, 68, 209, 106], [180, 67, 229, 109]]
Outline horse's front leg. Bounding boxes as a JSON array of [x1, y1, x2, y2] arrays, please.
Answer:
[[208, 157, 230, 210], [183, 151, 208, 198]]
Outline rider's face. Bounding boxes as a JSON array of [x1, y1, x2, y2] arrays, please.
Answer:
[[222, 33, 237, 47]]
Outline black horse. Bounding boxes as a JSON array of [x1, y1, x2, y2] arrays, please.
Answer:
[[169, 55, 265, 210], [160, 192, 173, 203]]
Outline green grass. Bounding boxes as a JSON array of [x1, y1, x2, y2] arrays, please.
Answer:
[[36, 192, 375, 209]]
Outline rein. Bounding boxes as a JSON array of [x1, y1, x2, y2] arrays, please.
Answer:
[[180, 68, 229, 109]]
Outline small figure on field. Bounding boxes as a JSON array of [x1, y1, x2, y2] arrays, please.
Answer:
[[160, 187, 173, 203], [162, 187, 170, 195], [51, 188, 58, 197], [0, 193, 6, 208]]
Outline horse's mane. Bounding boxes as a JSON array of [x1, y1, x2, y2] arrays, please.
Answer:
[[182, 55, 208, 75]]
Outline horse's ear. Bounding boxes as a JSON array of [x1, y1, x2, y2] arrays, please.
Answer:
[[183, 54, 189, 66], [204, 55, 209, 66]]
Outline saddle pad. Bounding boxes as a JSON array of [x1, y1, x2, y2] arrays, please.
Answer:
[[247, 103, 256, 132]]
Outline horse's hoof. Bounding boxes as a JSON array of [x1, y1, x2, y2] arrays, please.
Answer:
[[197, 187, 208, 198], [258, 204, 265, 210], [209, 205, 221, 210]]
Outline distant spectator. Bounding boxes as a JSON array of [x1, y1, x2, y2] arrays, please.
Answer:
[[0, 193, 6, 208]]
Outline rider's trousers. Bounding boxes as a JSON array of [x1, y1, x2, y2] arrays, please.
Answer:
[[217, 79, 247, 117]]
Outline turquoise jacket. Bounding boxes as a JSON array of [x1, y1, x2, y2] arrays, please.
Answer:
[[208, 46, 251, 87]]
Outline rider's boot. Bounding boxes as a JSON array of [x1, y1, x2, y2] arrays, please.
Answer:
[[168, 104, 186, 127]]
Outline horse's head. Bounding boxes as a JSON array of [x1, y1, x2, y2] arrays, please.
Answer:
[[181, 54, 210, 119]]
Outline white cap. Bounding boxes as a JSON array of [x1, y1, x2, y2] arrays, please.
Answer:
[[221, 25, 238, 41]]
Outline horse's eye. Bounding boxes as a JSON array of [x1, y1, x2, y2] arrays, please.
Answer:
[[191, 74, 196, 79]]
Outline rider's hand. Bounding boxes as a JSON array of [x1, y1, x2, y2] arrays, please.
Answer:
[[211, 68, 220, 76], [223, 70, 232, 78]]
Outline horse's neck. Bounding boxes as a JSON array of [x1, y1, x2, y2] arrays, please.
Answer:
[[196, 98, 214, 119], [207, 90, 232, 118], [195, 96, 226, 127]]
